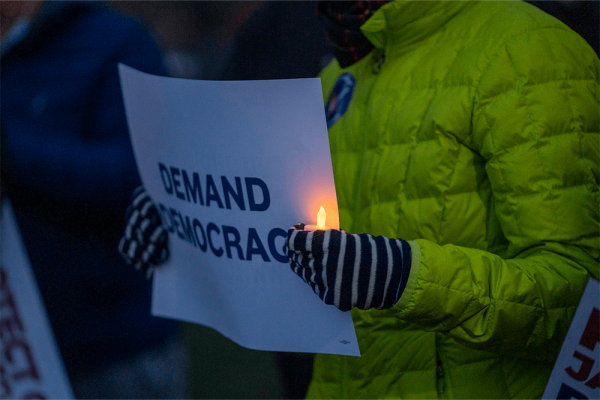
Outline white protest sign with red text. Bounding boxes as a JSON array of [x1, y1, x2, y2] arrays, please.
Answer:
[[1, 200, 74, 400], [543, 279, 600, 399]]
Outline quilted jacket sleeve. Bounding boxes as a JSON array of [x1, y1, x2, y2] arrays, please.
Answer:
[[392, 26, 599, 361]]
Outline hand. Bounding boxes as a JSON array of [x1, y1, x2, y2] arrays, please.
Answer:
[[118, 186, 169, 277], [284, 224, 412, 311]]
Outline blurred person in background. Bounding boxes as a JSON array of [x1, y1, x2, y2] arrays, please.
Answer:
[[113, 1, 263, 81], [219, 1, 332, 81], [0, 1, 187, 398]]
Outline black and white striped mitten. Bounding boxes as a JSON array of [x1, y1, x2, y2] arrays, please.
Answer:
[[284, 224, 412, 311], [118, 186, 169, 277]]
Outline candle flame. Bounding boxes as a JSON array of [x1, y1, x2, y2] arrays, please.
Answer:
[[316, 206, 327, 230]]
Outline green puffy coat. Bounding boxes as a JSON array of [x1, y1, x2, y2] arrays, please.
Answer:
[[309, 1, 599, 398]]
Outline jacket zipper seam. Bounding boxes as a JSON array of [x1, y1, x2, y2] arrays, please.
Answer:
[[436, 332, 447, 397]]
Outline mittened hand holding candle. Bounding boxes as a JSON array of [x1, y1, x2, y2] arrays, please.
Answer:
[[284, 224, 412, 311], [118, 186, 169, 277]]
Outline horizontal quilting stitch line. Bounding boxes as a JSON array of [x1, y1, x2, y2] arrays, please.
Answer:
[[470, 27, 581, 60], [384, 82, 474, 92], [439, 189, 489, 199], [486, 130, 596, 158], [367, 136, 469, 147], [417, 277, 576, 311], [472, 24, 597, 106], [400, 193, 479, 202], [400, 182, 481, 197], [359, 166, 593, 201], [488, 183, 590, 202], [366, 140, 413, 150], [381, 366, 438, 373], [364, 130, 598, 157], [367, 188, 483, 203], [479, 77, 598, 102]]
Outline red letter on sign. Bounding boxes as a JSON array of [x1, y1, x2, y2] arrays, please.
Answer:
[[580, 308, 599, 351], [586, 372, 599, 390], [566, 351, 595, 381], [0, 363, 11, 398], [4, 339, 40, 381], [0, 266, 25, 341]]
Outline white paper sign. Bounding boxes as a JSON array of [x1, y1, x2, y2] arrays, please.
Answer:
[[119, 64, 359, 356], [1, 200, 74, 400], [543, 279, 599, 399]]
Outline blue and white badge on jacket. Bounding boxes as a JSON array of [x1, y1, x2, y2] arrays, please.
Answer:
[[325, 73, 355, 129]]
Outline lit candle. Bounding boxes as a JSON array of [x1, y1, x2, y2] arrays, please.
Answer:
[[304, 206, 328, 232]]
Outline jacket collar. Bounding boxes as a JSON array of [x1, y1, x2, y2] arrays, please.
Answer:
[[360, 1, 476, 53]]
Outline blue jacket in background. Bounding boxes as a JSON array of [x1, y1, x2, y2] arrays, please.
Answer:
[[1, 1, 177, 376]]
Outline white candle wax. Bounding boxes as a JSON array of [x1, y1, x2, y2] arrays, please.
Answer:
[[302, 206, 328, 231]]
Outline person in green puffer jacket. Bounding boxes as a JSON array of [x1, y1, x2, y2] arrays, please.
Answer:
[[118, 0, 598, 398], [285, 1, 599, 398]]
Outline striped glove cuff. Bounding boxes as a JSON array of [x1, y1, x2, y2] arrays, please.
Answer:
[[118, 186, 169, 277], [285, 226, 412, 311]]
